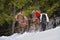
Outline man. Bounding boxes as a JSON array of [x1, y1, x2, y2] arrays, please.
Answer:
[[52, 15, 56, 28], [36, 10, 41, 20], [40, 12, 49, 31]]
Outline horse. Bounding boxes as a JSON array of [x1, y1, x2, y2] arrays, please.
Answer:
[[29, 16, 41, 31], [19, 15, 28, 34], [32, 18, 40, 25], [29, 10, 41, 31]]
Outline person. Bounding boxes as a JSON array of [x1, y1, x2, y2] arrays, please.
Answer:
[[31, 9, 38, 31], [31, 9, 41, 31], [36, 10, 41, 20], [59, 20, 60, 24], [40, 11, 49, 31], [31, 9, 36, 18], [31, 9, 36, 24], [52, 15, 56, 28]]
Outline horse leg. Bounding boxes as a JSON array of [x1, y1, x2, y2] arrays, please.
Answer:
[[27, 20, 30, 32], [24, 25, 28, 32], [18, 23, 21, 33], [21, 25, 27, 34], [32, 24, 36, 31], [20, 27, 25, 34], [27, 26, 30, 32], [34, 20, 38, 31], [38, 23, 41, 31]]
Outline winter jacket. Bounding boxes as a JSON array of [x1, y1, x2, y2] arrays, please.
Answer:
[[36, 11, 41, 17], [40, 13, 49, 23]]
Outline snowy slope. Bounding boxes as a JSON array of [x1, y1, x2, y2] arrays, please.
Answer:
[[0, 26, 60, 40]]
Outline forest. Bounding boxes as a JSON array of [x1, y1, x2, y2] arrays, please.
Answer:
[[0, 0, 60, 36]]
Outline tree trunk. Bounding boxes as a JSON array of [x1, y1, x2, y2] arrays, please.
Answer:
[[12, 5, 16, 34]]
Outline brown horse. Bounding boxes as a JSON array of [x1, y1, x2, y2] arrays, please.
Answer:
[[19, 15, 28, 33], [30, 10, 41, 31], [30, 17, 41, 31], [32, 18, 40, 25]]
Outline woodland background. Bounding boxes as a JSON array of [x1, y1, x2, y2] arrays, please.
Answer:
[[0, 0, 60, 36]]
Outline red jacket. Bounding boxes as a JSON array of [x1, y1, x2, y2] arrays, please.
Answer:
[[36, 11, 41, 17]]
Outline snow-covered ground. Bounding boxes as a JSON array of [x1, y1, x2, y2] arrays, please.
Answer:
[[0, 26, 60, 40]]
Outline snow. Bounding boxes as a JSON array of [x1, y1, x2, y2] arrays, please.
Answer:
[[0, 26, 60, 40]]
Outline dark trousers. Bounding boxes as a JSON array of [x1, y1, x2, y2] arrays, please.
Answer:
[[42, 23, 46, 31], [53, 23, 56, 28]]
